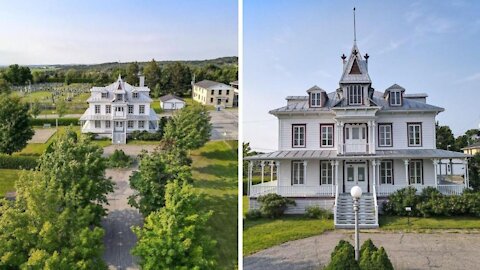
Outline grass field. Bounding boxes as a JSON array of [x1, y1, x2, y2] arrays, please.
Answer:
[[379, 216, 480, 231], [191, 140, 238, 269], [0, 169, 21, 197]]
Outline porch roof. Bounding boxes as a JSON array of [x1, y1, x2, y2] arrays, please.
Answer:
[[244, 149, 470, 160]]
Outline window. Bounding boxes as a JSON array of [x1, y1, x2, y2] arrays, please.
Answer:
[[380, 161, 393, 184], [127, 120, 134, 128], [226, 90, 230, 95], [320, 124, 334, 147], [95, 105, 100, 114], [219, 90, 222, 95], [408, 123, 422, 146], [101, 92, 108, 98], [139, 105, 145, 114], [105, 121, 111, 128], [226, 98, 229, 103], [94, 120, 101, 128], [106, 105, 111, 114], [320, 161, 332, 185], [138, 120, 145, 128], [128, 105, 134, 114], [291, 161, 304, 185], [347, 167, 354, 181], [390, 91, 402, 106], [347, 85, 363, 105], [378, 124, 392, 147], [116, 94, 123, 101], [310, 92, 322, 107], [210, 98, 213, 103], [133, 92, 139, 98], [409, 160, 423, 184], [211, 90, 214, 95], [292, 124, 306, 148]]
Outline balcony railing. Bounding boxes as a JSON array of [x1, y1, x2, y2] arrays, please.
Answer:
[[342, 143, 369, 154]]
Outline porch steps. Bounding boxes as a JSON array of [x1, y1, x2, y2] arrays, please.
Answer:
[[335, 193, 378, 229], [112, 133, 126, 144]]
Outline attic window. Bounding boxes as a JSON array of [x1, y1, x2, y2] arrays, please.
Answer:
[[133, 92, 139, 99], [349, 59, 362, 74], [390, 91, 402, 106], [117, 84, 122, 90], [310, 92, 322, 107], [347, 85, 363, 105]]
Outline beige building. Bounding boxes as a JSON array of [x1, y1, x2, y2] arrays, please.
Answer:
[[192, 80, 235, 108], [462, 142, 480, 155]]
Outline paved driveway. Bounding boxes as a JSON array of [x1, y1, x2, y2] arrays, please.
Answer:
[[244, 231, 480, 270], [102, 167, 142, 270], [209, 108, 238, 141], [28, 128, 56, 143]]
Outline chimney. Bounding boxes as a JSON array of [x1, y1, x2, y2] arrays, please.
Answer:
[[139, 75, 145, 87]]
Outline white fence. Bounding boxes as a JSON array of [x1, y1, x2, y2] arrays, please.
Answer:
[[377, 184, 465, 196], [437, 185, 465, 195], [250, 182, 335, 197]]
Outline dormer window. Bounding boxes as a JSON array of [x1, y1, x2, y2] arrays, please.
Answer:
[[133, 92, 139, 99], [390, 90, 402, 106], [347, 85, 363, 105], [101, 92, 108, 99], [310, 92, 322, 107]]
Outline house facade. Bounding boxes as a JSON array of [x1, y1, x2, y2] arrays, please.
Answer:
[[160, 94, 185, 110], [462, 142, 480, 155], [245, 42, 471, 228], [80, 75, 159, 144], [192, 79, 235, 108]]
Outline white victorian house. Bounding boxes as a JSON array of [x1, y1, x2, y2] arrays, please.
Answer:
[[80, 75, 159, 144], [245, 41, 471, 229]]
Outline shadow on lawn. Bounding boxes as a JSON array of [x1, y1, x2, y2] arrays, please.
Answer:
[[195, 163, 237, 179], [197, 148, 237, 161]]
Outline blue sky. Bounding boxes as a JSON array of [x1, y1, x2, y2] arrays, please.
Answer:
[[244, 0, 480, 152], [0, 0, 237, 65]]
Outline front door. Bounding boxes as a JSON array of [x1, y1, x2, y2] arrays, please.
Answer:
[[114, 121, 124, 132], [345, 163, 368, 193]]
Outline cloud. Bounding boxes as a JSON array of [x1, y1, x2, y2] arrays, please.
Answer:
[[456, 72, 480, 83]]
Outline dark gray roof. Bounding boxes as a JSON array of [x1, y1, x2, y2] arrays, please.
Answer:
[[160, 94, 184, 102], [270, 91, 444, 114], [194, 79, 223, 89], [244, 149, 470, 160], [462, 141, 480, 149]]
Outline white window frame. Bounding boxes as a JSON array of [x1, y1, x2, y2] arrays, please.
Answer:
[[139, 105, 145, 114], [106, 105, 111, 114], [408, 123, 422, 147], [390, 91, 402, 106], [101, 92, 108, 99], [378, 124, 392, 147], [380, 160, 393, 184], [292, 124, 306, 148], [95, 105, 100, 114], [94, 120, 101, 128], [138, 120, 145, 128], [347, 85, 363, 105], [320, 124, 334, 147], [127, 120, 134, 129], [105, 121, 111, 128], [320, 161, 333, 185], [128, 105, 134, 114], [133, 92, 139, 99], [409, 160, 423, 185], [310, 92, 322, 107], [292, 161, 304, 185]]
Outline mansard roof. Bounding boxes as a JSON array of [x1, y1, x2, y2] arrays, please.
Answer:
[[339, 43, 371, 84], [270, 90, 443, 115], [91, 76, 150, 93]]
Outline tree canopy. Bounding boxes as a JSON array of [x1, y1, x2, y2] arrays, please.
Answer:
[[2, 64, 32, 85], [0, 94, 34, 155]]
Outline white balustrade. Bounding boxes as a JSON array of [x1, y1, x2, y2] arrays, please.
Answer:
[[250, 182, 335, 197], [343, 143, 369, 154], [438, 185, 465, 195]]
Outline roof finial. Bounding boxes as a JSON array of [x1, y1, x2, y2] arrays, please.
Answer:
[[353, 7, 357, 43]]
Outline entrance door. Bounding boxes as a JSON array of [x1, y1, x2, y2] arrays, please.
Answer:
[[345, 125, 367, 153], [345, 163, 368, 193], [114, 121, 124, 132]]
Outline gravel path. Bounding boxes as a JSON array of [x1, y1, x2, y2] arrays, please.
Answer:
[[102, 144, 158, 157], [28, 128, 56, 143], [102, 168, 142, 270], [244, 230, 480, 270]]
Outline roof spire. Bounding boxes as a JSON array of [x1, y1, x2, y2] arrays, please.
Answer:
[[353, 7, 357, 43]]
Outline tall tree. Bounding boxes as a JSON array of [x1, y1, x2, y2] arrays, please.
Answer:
[[55, 99, 67, 118], [3, 64, 32, 85], [29, 99, 41, 118], [436, 123, 456, 151], [125, 62, 140, 85], [469, 153, 480, 191], [161, 62, 192, 96], [143, 59, 161, 91], [163, 103, 212, 150], [132, 180, 216, 269], [0, 94, 34, 155], [0, 78, 10, 94]]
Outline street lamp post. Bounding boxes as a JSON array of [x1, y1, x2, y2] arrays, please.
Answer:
[[350, 186, 363, 261]]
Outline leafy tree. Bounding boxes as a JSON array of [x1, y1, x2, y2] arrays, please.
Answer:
[[0, 78, 10, 94], [64, 69, 79, 85], [0, 94, 34, 155], [94, 73, 110, 86], [243, 142, 257, 177], [143, 59, 161, 91], [29, 99, 42, 118], [161, 62, 192, 96], [455, 135, 469, 151], [129, 147, 192, 215], [436, 123, 456, 151], [56, 99, 67, 118], [3, 64, 32, 85], [132, 180, 217, 269], [163, 103, 211, 150], [469, 153, 480, 191], [125, 62, 140, 85]]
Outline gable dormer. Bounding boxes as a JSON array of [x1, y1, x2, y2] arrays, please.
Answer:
[[384, 84, 405, 107], [307, 85, 327, 108]]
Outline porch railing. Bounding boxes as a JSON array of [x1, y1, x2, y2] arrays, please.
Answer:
[[437, 185, 465, 195], [250, 183, 336, 198], [377, 184, 465, 197]]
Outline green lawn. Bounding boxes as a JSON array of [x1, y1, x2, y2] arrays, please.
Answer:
[[379, 216, 480, 231], [0, 169, 21, 197], [150, 99, 163, 113], [191, 140, 238, 269], [126, 140, 161, 146]]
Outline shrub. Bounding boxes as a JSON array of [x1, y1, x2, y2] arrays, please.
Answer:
[[359, 239, 378, 270], [245, 209, 262, 220], [325, 239, 393, 270], [305, 206, 333, 219], [382, 186, 420, 216], [257, 193, 295, 219], [324, 240, 359, 270], [106, 149, 132, 168], [0, 155, 38, 169], [130, 130, 163, 141], [30, 118, 79, 126]]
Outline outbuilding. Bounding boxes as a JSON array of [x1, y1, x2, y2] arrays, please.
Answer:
[[160, 94, 185, 110]]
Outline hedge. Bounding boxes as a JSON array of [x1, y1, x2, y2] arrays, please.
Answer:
[[30, 118, 80, 126], [0, 155, 38, 170]]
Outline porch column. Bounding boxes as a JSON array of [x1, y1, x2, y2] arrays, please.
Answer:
[[372, 160, 377, 188], [335, 160, 339, 188], [371, 121, 376, 154], [270, 161, 275, 182], [303, 160, 308, 184], [464, 159, 469, 188], [367, 121, 373, 154], [260, 161, 265, 184], [330, 160, 336, 196], [337, 121, 344, 154], [276, 161, 281, 189], [432, 159, 439, 188], [248, 161, 253, 196], [403, 159, 410, 186]]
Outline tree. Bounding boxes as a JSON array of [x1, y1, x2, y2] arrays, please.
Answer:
[[132, 180, 216, 269], [0, 78, 10, 94], [469, 153, 480, 191], [29, 99, 41, 118], [163, 103, 212, 150], [324, 240, 360, 270], [0, 94, 34, 155], [143, 59, 161, 91], [128, 147, 192, 215], [64, 69, 79, 85], [56, 99, 67, 118], [3, 64, 32, 85], [125, 62, 140, 85], [436, 123, 456, 151], [161, 62, 192, 96]]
